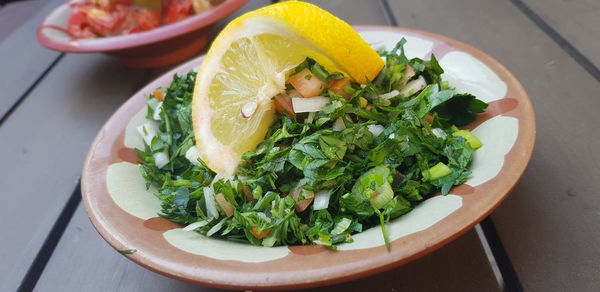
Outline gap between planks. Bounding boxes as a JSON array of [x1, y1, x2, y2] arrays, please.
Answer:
[[14, 65, 156, 292], [17, 180, 82, 292], [0, 54, 64, 128], [510, 0, 600, 82]]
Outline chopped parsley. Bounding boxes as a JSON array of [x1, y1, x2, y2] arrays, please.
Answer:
[[137, 39, 487, 249]]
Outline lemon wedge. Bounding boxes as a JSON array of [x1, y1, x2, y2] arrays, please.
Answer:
[[192, 1, 384, 175]]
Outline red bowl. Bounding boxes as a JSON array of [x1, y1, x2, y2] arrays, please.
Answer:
[[36, 0, 249, 68]]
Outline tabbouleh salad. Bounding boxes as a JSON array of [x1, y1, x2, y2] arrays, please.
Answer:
[[136, 39, 487, 250]]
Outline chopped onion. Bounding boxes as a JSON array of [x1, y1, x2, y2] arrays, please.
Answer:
[[185, 146, 202, 166], [431, 128, 447, 138], [139, 122, 168, 168], [257, 212, 272, 223], [332, 117, 346, 131], [379, 90, 400, 100], [399, 76, 427, 97], [389, 133, 396, 139], [207, 217, 227, 237], [331, 217, 352, 235], [313, 190, 332, 210], [367, 124, 385, 136], [240, 100, 258, 118], [291, 96, 329, 113], [137, 122, 157, 145], [152, 101, 163, 120], [304, 111, 316, 123], [153, 152, 169, 169], [262, 236, 277, 247], [203, 187, 219, 219], [182, 220, 209, 231], [214, 193, 234, 218], [147, 97, 160, 110], [369, 182, 394, 209]]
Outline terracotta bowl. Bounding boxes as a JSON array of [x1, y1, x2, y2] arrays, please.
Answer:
[[82, 26, 535, 290], [36, 0, 248, 68]]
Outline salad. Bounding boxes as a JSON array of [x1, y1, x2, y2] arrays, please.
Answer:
[[67, 0, 224, 38], [136, 39, 488, 250]]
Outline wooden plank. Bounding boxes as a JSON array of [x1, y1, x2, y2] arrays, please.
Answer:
[[309, 229, 499, 292], [0, 0, 63, 120], [306, 0, 391, 25], [33, 207, 226, 292], [0, 53, 148, 292], [521, 0, 600, 69], [35, 206, 500, 291], [386, 0, 600, 290], [36, 1, 499, 291], [0, 0, 47, 42]]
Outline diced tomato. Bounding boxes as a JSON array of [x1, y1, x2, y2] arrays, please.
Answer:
[[135, 9, 161, 31], [68, 3, 125, 37], [289, 188, 314, 213], [85, 7, 124, 35], [119, 5, 161, 34], [241, 184, 255, 202], [328, 77, 351, 100], [250, 226, 270, 239], [294, 197, 314, 213], [116, 6, 137, 34], [67, 4, 97, 38], [288, 68, 327, 98], [162, 0, 194, 24], [214, 193, 234, 217], [424, 114, 433, 124], [274, 93, 296, 119], [152, 90, 164, 101]]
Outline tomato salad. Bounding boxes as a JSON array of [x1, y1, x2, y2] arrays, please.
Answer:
[[67, 0, 224, 38]]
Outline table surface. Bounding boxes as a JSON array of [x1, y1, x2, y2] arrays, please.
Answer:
[[1, 0, 598, 291]]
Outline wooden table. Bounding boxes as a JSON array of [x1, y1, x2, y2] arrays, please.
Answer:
[[1, 0, 598, 291]]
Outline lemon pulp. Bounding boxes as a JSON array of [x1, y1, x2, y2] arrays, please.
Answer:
[[193, 2, 384, 175]]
